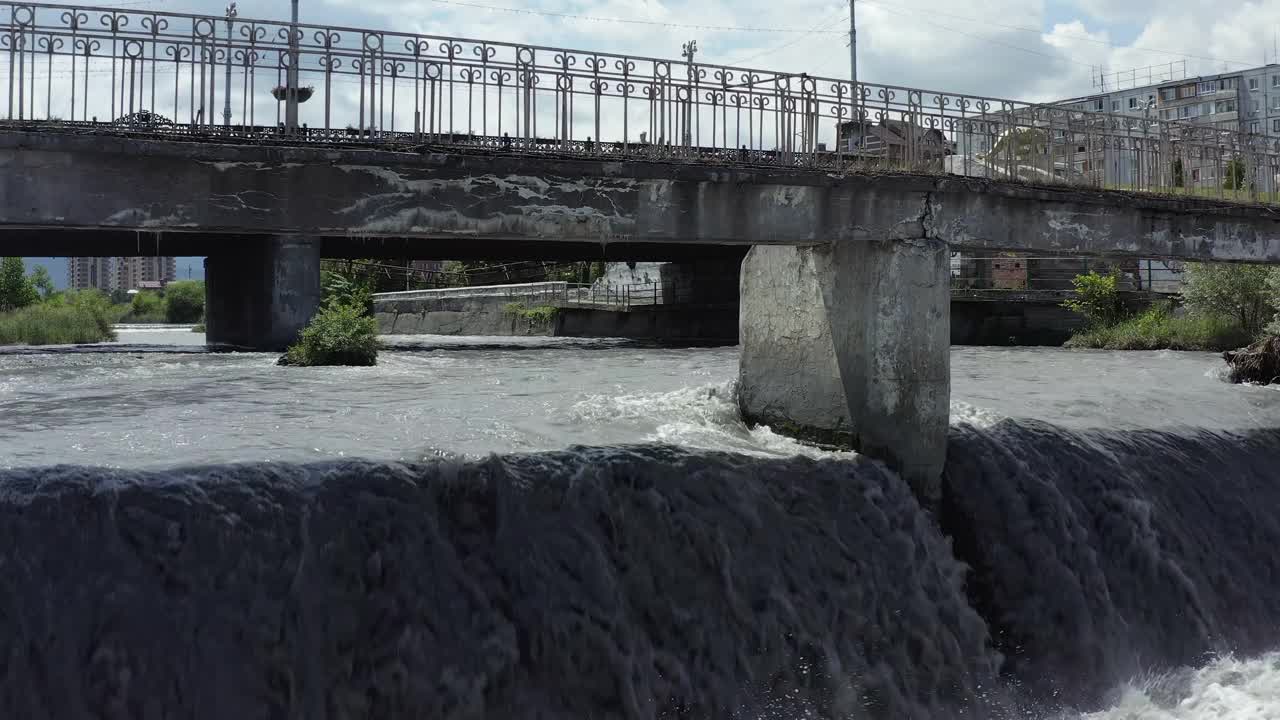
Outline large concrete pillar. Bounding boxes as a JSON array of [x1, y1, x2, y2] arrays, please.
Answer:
[[739, 239, 951, 503], [205, 236, 322, 351]]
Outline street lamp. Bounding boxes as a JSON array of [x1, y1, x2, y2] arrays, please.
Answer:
[[285, 0, 300, 133], [223, 3, 237, 127]]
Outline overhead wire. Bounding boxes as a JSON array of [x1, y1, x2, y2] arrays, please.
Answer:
[[421, 0, 847, 34], [719, 9, 851, 67]]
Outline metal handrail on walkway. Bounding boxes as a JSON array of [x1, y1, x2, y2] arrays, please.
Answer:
[[4, 1, 1280, 199]]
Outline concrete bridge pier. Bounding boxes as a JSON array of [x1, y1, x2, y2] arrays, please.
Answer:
[[738, 240, 951, 503], [204, 236, 322, 352]]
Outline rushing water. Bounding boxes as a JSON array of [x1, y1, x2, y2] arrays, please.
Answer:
[[1, 328, 1278, 719]]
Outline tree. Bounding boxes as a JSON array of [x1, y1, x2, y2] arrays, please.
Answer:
[[28, 265, 55, 300], [129, 290, 166, 322], [0, 257, 38, 312], [164, 280, 205, 323], [1224, 157, 1248, 191], [1062, 271, 1124, 328], [1171, 158, 1185, 188], [1183, 262, 1277, 337]]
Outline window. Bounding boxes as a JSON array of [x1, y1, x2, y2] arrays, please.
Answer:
[[1129, 97, 1138, 109], [1250, 77, 1260, 90], [1216, 100, 1236, 113], [1160, 87, 1177, 101], [1192, 168, 1201, 182], [1272, 118, 1280, 132], [1111, 100, 1120, 112], [1198, 81, 1216, 94], [1095, 99, 1105, 111], [1204, 102, 1216, 115], [1179, 84, 1198, 98], [1272, 75, 1280, 87], [1253, 100, 1262, 115], [1161, 109, 1173, 120], [1180, 106, 1192, 118], [1251, 121, 1261, 133]]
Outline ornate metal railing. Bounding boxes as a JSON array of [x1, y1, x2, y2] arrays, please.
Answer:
[[4, 1, 1280, 200]]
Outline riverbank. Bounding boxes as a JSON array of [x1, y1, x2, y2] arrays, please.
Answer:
[[1063, 307, 1252, 352], [0, 302, 116, 346]]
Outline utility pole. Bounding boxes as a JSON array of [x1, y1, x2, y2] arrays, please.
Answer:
[[681, 40, 698, 148], [849, 0, 857, 89], [223, 3, 237, 127], [849, 0, 862, 153], [285, 0, 300, 134]]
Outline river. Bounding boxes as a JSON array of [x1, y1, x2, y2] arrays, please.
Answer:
[[0, 327, 1278, 719]]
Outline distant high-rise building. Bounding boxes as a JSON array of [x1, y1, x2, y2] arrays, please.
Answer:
[[67, 257, 114, 291], [115, 257, 177, 291]]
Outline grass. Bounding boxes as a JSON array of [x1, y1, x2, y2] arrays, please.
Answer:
[[1102, 183, 1280, 205], [1064, 306, 1252, 352], [503, 302, 559, 326], [0, 303, 117, 345]]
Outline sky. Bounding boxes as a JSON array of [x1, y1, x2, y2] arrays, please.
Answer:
[[19, 0, 1280, 286]]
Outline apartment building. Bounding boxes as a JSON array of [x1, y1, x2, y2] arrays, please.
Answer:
[[115, 257, 177, 291], [67, 257, 114, 291]]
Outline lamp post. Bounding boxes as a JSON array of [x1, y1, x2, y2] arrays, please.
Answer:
[[285, 0, 300, 133], [223, 3, 237, 127]]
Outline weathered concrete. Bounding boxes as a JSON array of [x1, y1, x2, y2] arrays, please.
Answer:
[[374, 283, 739, 343], [205, 236, 321, 351], [375, 289, 557, 337], [740, 241, 951, 502], [7, 130, 1280, 262]]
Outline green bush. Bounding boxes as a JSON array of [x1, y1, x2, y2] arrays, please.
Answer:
[[1182, 263, 1276, 337], [0, 301, 118, 346], [164, 280, 205, 323], [279, 303, 379, 367], [121, 290, 168, 324], [1065, 305, 1251, 351], [1062, 271, 1123, 327]]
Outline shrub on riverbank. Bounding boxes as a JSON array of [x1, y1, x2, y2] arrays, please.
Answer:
[[279, 303, 379, 367], [0, 301, 117, 345], [1065, 306, 1251, 352], [164, 281, 205, 324]]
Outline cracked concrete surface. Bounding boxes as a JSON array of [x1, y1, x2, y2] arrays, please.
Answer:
[[6, 131, 1280, 261]]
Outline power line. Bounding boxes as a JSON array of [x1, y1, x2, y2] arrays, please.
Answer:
[[863, 2, 1100, 70], [721, 10, 850, 67], [422, 0, 848, 34]]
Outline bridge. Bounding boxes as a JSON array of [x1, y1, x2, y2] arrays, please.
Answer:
[[6, 1, 1280, 498]]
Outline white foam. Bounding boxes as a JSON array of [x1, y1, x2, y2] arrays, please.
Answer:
[[950, 400, 1007, 428], [569, 383, 1009, 459], [1076, 653, 1280, 720]]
